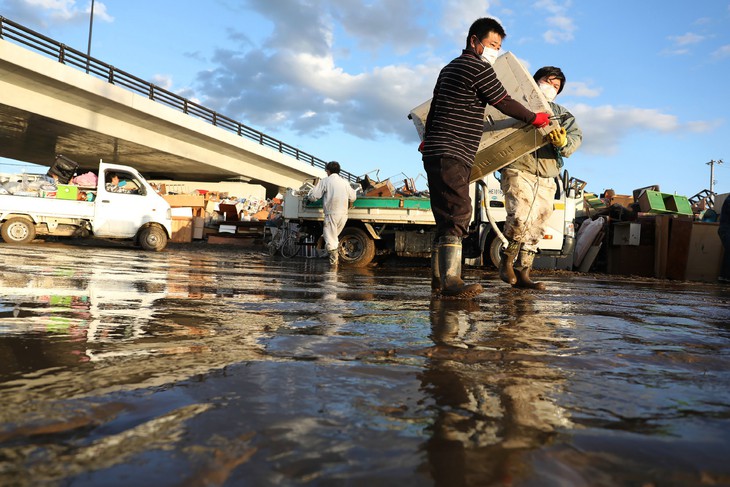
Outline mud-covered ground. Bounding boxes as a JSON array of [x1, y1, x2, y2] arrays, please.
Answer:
[[1, 240, 729, 486]]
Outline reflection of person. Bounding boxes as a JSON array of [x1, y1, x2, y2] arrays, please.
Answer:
[[421, 17, 550, 299], [308, 161, 357, 266], [105, 174, 129, 193], [719, 196, 730, 283], [422, 292, 571, 484], [499, 66, 583, 290]]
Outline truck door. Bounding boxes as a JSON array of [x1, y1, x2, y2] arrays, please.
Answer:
[[93, 169, 148, 238], [539, 175, 567, 251]]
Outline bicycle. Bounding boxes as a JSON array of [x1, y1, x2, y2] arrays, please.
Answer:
[[267, 219, 302, 258]]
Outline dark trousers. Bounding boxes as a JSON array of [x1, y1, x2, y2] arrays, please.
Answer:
[[720, 226, 730, 279], [423, 155, 472, 238]]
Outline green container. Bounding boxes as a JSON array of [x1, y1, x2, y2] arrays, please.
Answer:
[[305, 197, 431, 211], [662, 195, 692, 216], [639, 190, 668, 213]]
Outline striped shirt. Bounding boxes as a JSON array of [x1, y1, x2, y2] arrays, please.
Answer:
[[421, 50, 510, 165]]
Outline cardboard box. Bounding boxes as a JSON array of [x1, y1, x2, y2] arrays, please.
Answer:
[[193, 217, 205, 240], [170, 207, 193, 218], [364, 180, 396, 198], [57, 184, 79, 200], [609, 195, 634, 208], [170, 217, 193, 243], [163, 194, 205, 208]]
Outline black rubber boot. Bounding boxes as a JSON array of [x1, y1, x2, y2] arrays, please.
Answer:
[[429, 299, 480, 348], [438, 236, 483, 299], [431, 245, 441, 294], [514, 250, 546, 290], [499, 240, 521, 285]]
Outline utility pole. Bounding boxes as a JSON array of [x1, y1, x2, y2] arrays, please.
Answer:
[[85, 0, 95, 73], [707, 159, 724, 194]]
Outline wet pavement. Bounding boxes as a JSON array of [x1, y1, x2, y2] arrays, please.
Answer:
[[1, 240, 729, 486]]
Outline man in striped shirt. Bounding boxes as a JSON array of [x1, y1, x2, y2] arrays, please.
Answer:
[[422, 17, 550, 299]]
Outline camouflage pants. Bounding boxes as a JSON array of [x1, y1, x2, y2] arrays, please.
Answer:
[[500, 168, 556, 253]]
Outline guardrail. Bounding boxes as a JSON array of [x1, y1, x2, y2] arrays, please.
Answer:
[[0, 16, 357, 182]]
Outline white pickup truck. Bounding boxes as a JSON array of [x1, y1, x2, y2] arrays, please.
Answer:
[[0, 161, 172, 251]]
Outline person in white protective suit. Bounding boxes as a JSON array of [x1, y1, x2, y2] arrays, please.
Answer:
[[308, 161, 357, 266]]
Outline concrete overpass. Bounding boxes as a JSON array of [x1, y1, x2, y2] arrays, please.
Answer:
[[0, 17, 353, 196]]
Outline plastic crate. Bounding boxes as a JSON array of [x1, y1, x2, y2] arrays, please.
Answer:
[[56, 184, 79, 200]]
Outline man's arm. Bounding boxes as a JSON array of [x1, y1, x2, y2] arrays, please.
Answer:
[[476, 63, 544, 126], [553, 104, 582, 158], [308, 179, 325, 201], [492, 95, 538, 124]]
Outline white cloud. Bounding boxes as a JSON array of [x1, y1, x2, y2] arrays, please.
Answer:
[[662, 48, 690, 56], [669, 32, 705, 46], [151, 74, 173, 90], [534, 0, 576, 44], [441, 0, 497, 37], [1, 0, 113, 26], [712, 44, 730, 58], [436, 0, 508, 50], [567, 103, 717, 155], [192, 0, 445, 142], [562, 81, 601, 98]]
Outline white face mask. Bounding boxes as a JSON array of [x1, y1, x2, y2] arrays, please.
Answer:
[[539, 82, 558, 102], [480, 44, 500, 65]]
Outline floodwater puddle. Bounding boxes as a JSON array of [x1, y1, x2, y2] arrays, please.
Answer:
[[1, 242, 729, 485]]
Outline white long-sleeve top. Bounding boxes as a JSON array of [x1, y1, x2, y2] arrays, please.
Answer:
[[308, 173, 357, 216]]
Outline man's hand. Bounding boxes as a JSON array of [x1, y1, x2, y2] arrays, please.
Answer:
[[531, 112, 550, 128], [547, 127, 567, 147]]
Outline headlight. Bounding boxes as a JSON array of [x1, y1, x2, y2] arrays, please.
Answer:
[[564, 222, 575, 238]]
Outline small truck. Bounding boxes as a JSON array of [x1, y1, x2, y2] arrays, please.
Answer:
[[0, 160, 172, 250], [282, 170, 584, 268]]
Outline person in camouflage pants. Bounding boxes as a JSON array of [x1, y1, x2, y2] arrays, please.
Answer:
[[499, 66, 582, 290]]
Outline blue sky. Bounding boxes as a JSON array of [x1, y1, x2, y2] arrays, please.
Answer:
[[1, 0, 729, 197]]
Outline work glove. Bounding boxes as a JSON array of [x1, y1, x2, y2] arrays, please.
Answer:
[[547, 127, 567, 148], [531, 112, 550, 128]]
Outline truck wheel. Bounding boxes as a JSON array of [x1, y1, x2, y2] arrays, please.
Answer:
[[339, 227, 375, 267], [488, 235, 505, 268], [139, 225, 167, 251], [1, 217, 36, 244]]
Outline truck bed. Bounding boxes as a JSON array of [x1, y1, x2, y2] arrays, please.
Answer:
[[0, 193, 95, 220], [283, 192, 435, 225]]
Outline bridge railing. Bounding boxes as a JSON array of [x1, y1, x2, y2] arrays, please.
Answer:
[[0, 16, 357, 182]]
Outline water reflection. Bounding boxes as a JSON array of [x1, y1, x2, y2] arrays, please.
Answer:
[[0, 243, 728, 485], [423, 291, 573, 485]]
